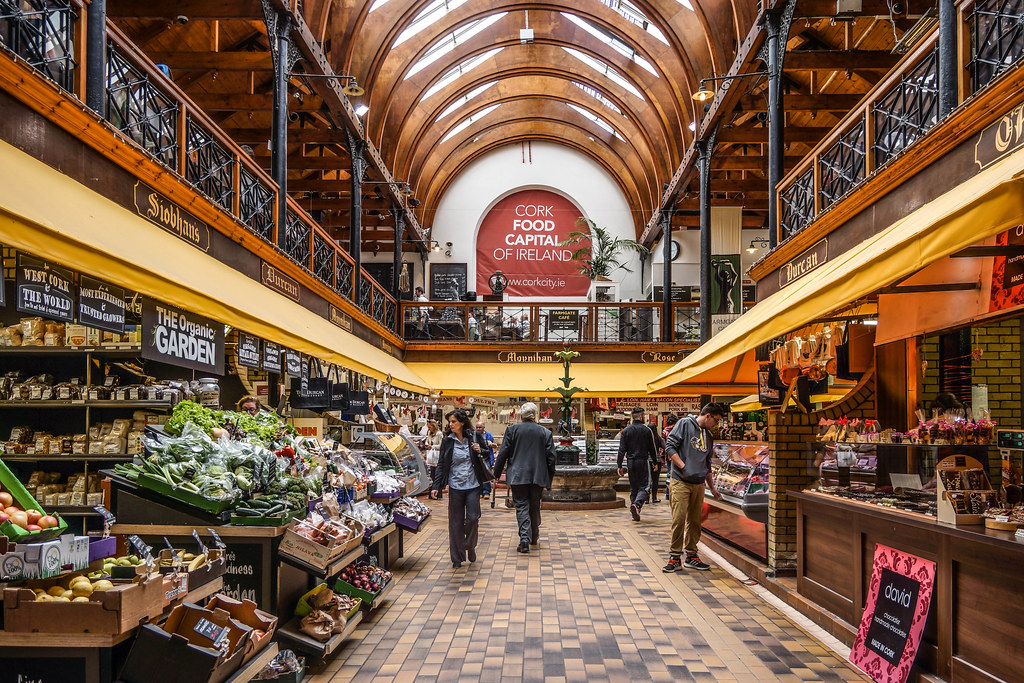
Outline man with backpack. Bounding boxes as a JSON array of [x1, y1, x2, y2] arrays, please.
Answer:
[[662, 403, 725, 572]]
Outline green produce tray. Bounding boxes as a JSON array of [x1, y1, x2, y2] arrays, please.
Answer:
[[0, 460, 67, 542], [136, 472, 237, 514], [230, 509, 300, 526], [294, 583, 362, 619], [334, 576, 390, 604]]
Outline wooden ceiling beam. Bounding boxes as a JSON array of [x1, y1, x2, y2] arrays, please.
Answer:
[[717, 127, 825, 143], [795, 0, 929, 16], [223, 127, 347, 144], [189, 93, 323, 112], [711, 155, 804, 170], [673, 214, 767, 227], [738, 93, 864, 111], [145, 51, 271, 71], [785, 50, 900, 70], [106, 1, 261, 19]]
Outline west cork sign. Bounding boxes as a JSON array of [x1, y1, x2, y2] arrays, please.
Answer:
[[975, 102, 1024, 170], [780, 239, 828, 288], [78, 276, 126, 334], [133, 182, 210, 252], [16, 253, 74, 322], [141, 299, 224, 374], [237, 332, 261, 369], [261, 262, 300, 302]]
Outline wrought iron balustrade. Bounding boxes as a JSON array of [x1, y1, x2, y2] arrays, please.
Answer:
[[284, 210, 312, 265], [0, 0, 75, 91], [336, 256, 355, 300], [106, 44, 178, 170], [312, 233, 334, 287], [873, 47, 939, 167], [239, 167, 275, 242], [818, 117, 866, 211], [779, 168, 816, 238], [969, 0, 1024, 94], [185, 116, 235, 211]]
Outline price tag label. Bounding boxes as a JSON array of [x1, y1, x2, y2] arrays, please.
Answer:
[[163, 536, 176, 553], [206, 528, 227, 549], [192, 529, 209, 556], [996, 515, 1011, 523], [192, 617, 225, 644], [93, 505, 116, 524], [127, 534, 153, 560]]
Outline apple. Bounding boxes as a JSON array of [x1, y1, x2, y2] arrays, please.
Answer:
[[0, 491, 13, 507], [9, 510, 28, 528], [4, 506, 20, 518], [26, 509, 43, 525], [0, 512, 10, 524], [39, 516, 59, 529], [25, 524, 41, 532]]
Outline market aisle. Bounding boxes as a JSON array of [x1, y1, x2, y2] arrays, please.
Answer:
[[307, 497, 869, 682]]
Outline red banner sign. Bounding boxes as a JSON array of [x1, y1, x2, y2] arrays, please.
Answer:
[[475, 190, 591, 297], [850, 544, 936, 683]]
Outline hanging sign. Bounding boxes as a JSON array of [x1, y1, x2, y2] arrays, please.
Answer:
[[284, 349, 302, 376], [141, 299, 224, 374], [261, 262, 300, 302], [237, 332, 261, 369], [328, 305, 352, 331], [780, 239, 828, 288], [262, 341, 282, 373], [133, 181, 210, 252], [850, 544, 936, 683], [975, 102, 1024, 170], [475, 189, 590, 297], [16, 253, 74, 322], [548, 309, 580, 331], [78, 276, 126, 334]]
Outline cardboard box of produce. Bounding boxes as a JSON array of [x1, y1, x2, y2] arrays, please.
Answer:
[[278, 519, 364, 571], [206, 594, 278, 663], [0, 460, 67, 542], [119, 602, 252, 683], [162, 572, 189, 607], [3, 571, 164, 634]]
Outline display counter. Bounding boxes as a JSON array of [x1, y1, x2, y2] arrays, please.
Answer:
[[792, 489, 1024, 682], [696, 442, 768, 561]]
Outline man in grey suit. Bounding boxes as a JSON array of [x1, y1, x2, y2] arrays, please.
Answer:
[[493, 402, 556, 554]]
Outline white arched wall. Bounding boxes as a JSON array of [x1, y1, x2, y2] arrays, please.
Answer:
[[426, 141, 643, 301]]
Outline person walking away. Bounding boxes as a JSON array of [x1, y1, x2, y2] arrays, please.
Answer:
[[423, 420, 442, 494], [648, 419, 665, 503], [476, 421, 497, 498], [493, 402, 555, 553], [660, 413, 679, 502], [662, 403, 725, 572], [430, 410, 493, 568], [617, 407, 659, 521]]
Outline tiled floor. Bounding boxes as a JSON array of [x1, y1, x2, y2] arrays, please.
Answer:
[[307, 496, 869, 682]]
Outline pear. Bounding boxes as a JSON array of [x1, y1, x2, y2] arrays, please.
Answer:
[[72, 596, 90, 603], [92, 579, 114, 592], [46, 586, 65, 597]]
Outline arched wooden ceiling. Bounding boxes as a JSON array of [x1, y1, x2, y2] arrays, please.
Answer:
[[106, 0, 925, 249]]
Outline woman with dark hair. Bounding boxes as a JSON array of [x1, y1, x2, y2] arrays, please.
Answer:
[[430, 409, 494, 568]]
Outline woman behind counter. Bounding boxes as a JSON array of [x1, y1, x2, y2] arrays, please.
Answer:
[[430, 409, 493, 568]]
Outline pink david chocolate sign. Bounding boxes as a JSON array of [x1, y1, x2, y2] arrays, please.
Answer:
[[850, 544, 936, 683]]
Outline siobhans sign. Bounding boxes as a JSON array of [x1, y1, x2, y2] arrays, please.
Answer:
[[476, 190, 590, 297], [142, 300, 224, 374]]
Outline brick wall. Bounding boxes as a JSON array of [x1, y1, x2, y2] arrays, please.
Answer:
[[767, 374, 875, 572], [971, 318, 1021, 426], [920, 336, 939, 408]]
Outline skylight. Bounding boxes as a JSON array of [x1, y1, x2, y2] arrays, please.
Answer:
[[369, 0, 391, 11], [568, 104, 624, 141], [563, 13, 657, 75], [597, 0, 669, 45], [394, 0, 469, 46], [421, 48, 502, 100], [438, 82, 496, 119], [572, 82, 622, 115], [563, 48, 645, 100], [441, 104, 500, 143], [406, 13, 506, 79]]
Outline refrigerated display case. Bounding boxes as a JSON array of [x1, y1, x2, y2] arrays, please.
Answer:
[[708, 442, 769, 523]]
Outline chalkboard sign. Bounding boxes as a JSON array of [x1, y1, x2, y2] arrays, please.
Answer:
[[141, 299, 225, 374], [1, 655, 91, 683], [429, 263, 467, 301], [652, 285, 692, 302], [548, 309, 579, 331], [218, 542, 263, 605], [78, 275, 126, 334], [237, 332, 261, 369], [262, 341, 282, 373], [16, 253, 75, 322], [365, 262, 416, 300]]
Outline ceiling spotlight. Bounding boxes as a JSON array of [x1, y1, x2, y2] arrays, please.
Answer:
[[354, 104, 369, 117]]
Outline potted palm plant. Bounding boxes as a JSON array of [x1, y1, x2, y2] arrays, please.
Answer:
[[561, 218, 649, 300]]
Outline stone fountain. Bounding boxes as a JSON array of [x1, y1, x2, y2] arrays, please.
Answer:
[[541, 345, 623, 510]]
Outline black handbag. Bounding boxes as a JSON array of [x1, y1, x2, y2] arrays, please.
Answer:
[[473, 433, 495, 483], [835, 326, 863, 381], [290, 358, 331, 410]]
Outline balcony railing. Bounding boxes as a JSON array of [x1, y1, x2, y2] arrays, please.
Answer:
[[0, 2, 398, 336], [777, 0, 1022, 241], [399, 301, 706, 345]]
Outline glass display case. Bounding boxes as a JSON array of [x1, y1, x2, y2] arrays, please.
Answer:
[[708, 442, 769, 522], [347, 430, 429, 496]]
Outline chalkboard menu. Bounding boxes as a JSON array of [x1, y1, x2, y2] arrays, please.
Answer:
[[430, 263, 467, 301]]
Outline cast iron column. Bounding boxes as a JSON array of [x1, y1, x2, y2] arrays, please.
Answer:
[[938, 0, 957, 117], [697, 139, 713, 344], [348, 131, 368, 297], [85, 0, 106, 113], [266, 10, 294, 251], [391, 201, 405, 300], [661, 208, 674, 342], [763, 1, 795, 250]]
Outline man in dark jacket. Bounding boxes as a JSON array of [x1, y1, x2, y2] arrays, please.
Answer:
[[617, 407, 659, 521], [493, 402, 556, 554], [662, 403, 725, 572]]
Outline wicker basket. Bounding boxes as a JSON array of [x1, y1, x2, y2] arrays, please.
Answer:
[[374, 419, 401, 434]]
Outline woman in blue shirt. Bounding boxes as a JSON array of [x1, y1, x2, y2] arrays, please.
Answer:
[[430, 409, 493, 568]]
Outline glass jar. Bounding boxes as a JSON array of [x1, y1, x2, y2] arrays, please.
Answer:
[[197, 377, 220, 408]]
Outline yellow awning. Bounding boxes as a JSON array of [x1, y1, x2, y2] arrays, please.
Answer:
[[729, 392, 852, 412], [0, 139, 430, 393], [407, 362, 679, 397], [648, 147, 1024, 392]]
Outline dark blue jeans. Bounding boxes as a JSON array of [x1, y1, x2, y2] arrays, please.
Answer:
[[448, 486, 481, 564]]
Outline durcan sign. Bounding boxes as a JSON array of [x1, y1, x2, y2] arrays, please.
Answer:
[[141, 299, 224, 374], [475, 190, 590, 297]]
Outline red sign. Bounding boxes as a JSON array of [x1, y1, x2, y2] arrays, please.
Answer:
[[850, 544, 936, 683], [476, 190, 591, 296], [989, 224, 1024, 313]]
